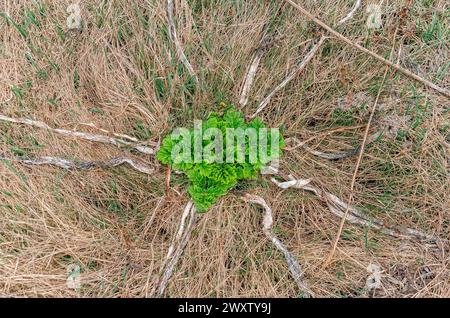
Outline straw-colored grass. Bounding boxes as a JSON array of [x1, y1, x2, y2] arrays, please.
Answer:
[[0, 0, 448, 297]]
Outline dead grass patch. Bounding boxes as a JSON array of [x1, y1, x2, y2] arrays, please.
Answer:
[[0, 0, 448, 297]]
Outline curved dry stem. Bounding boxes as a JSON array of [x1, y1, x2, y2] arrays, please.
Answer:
[[243, 194, 313, 297], [0, 114, 156, 155], [239, 26, 279, 107], [155, 200, 198, 297], [239, 49, 265, 108], [167, 0, 198, 83], [0, 154, 155, 175], [239, 4, 289, 108], [271, 175, 443, 243]]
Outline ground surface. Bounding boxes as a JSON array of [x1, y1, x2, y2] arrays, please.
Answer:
[[0, 0, 449, 297]]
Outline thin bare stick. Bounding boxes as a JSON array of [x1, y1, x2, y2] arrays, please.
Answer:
[[239, 3, 288, 107], [165, 166, 171, 194], [156, 200, 198, 297], [75, 122, 139, 142], [164, 200, 193, 263], [239, 53, 263, 107], [239, 26, 281, 107], [0, 154, 155, 175], [271, 175, 442, 242], [243, 194, 313, 297], [285, 0, 450, 98], [240, 46, 267, 107], [239, 27, 268, 107], [249, 36, 326, 119], [0, 114, 155, 155], [167, 0, 198, 83]]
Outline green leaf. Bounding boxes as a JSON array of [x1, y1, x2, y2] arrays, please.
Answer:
[[156, 103, 284, 212]]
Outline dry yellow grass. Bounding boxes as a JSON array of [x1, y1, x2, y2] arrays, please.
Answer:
[[0, 0, 449, 297]]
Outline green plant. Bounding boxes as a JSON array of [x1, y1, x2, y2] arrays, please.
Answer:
[[156, 106, 285, 212]]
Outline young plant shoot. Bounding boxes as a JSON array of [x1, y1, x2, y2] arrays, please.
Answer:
[[156, 106, 285, 212]]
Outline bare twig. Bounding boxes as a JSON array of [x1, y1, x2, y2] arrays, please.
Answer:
[[239, 26, 282, 107], [285, 0, 450, 98], [243, 194, 313, 297], [0, 154, 155, 175], [75, 122, 139, 142], [239, 35, 271, 107], [0, 114, 156, 155], [239, 4, 288, 108], [156, 200, 198, 297], [167, 0, 198, 83], [165, 166, 171, 193], [163, 200, 193, 265], [239, 55, 263, 107], [271, 175, 442, 242]]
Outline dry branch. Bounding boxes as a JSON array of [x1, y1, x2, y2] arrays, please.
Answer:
[[0, 153, 155, 175], [239, 3, 288, 108], [76, 122, 140, 142], [239, 39, 268, 107], [286, 0, 450, 98], [156, 200, 198, 297], [271, 175, 442, 242], [243, 194, 313, 297], [239, 26, 280, 107], [0, 114, 156, 155], [167, 0, 198, 83], [239, 53, 264, 108]]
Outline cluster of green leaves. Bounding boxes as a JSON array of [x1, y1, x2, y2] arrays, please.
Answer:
[[157, 106, 284, 212]]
